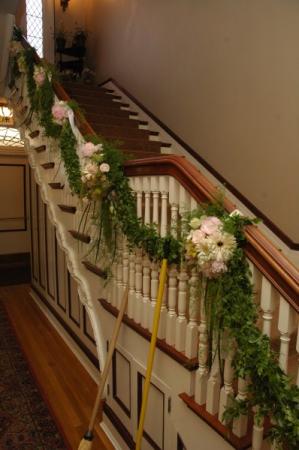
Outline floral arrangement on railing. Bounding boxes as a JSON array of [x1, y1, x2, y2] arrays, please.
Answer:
[[8, 31, 299, 449]]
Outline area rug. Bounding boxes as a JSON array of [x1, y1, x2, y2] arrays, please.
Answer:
[[0, 301, 67, 449]]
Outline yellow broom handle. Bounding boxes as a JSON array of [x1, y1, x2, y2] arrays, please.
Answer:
[[135, 259, 168, 450]]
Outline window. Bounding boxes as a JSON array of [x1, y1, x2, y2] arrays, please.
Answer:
[[26, 0, 44, 57], [0, 128, 23, 147]]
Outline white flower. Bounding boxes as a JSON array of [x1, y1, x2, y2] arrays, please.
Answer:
[[99, 163, 110, 173], [189, 217, 202, 229], [229, 209, 243, 217], [209, 231, 237, 262]]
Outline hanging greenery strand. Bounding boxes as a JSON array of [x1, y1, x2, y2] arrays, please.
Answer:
[[9, 37, 299, 449]]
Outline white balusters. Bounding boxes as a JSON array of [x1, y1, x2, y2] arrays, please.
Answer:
[[185, 268, 199, 358], [278, 296, 296, 373], [194, 277, 208, 405], [134, 178, 143, 324], [158, 177, 169, 339], [218, 345, 235, 423], [206, 335, 221, 415], [141, 177, 151, 329], [251, 409, 264, 450], [149, 261, 159, 331], [116, 236, 123, 308], [232, 378, 248, 437], [175, 267, 188, 352], [127, 252, 135, 319], [260, 276, 277, 338], [165, 265, 178, 345]]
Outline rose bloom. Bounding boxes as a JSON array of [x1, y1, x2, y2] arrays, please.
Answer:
[[33, 66, 46, 87], [81, 142, 102, 157], [52, 101, 69, 124], [99, 162, 110, 173], [200, 216, 222, 235]]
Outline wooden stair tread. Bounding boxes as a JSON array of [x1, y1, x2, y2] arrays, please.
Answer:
[[82, 260, 108, 279], [41, 162, 55, 169], [48, 182, 64, 190], [89, 123, 158, 140], [85, 113, 147, 128], [69, 230, 91, 244], [80, 104, 138, 117], [71, 94, 128, 108], [58, 204, 76, 214]]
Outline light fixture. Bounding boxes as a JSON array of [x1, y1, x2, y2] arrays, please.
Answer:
[[61, 0, 70, 12], [0, 105, 13, 126]]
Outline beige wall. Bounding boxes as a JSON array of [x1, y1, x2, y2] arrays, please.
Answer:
[[61, 0, 299, 243]]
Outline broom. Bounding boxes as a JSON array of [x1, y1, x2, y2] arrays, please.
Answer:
[[135, 259, 168, 450], [78, 286, 129, 450]]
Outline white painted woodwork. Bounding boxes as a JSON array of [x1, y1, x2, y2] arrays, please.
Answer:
[[278, 296, 296, 373], [297, 323, 299, 387], [175, 267, 188, 352], [127, 252, 136, 319], [260, 276, 277, 338], [206, 335, 221, 415], [165, 265, 178, 346], [185, 268, 199, 359], [218, 346, 235, 424], [232, 378, 248, 438]]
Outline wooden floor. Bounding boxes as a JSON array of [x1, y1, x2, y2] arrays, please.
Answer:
[[0, 284, 114, 450]]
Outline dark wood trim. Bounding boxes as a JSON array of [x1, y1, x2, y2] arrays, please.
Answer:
[[58, 204, 76, 214], [41, 162, 55, 169], [31, 283, 99, 369], [124, 156, 299, 310], [112, 349, 131, 418], [67, 270, 80, 327], [0, 163, 27, 233], [44, 204, 55, 300], [49, 182, 64, 190], [54, 235, 66, 313], [179, 393, 270, 450], [137, 372, 164, 450], [82, 260, 108, 279], [69, 230, 91, 244], [29, 130, 40, 139], [103, 402, 135, 449], [110, 78, 299, 250], [99, 298, 198, 371], [35, 145, 46, 153], [83, 307, 96, 344], [0, 252, 30, 285]]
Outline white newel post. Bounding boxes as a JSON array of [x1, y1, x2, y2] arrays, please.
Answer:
[[278, 296, 296, 373], [185, 268, 199, 359]]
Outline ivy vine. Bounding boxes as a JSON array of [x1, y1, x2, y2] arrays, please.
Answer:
[[9, 36, 299, 449]]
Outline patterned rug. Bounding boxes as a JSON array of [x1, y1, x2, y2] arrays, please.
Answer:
[[0, 301, 67, 449]]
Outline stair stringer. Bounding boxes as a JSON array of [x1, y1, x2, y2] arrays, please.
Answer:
[[24, 123, 108, 373]]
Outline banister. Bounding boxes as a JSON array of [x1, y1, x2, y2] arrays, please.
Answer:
[[18, 34, 299, 311], [124, 156, 299, 311]]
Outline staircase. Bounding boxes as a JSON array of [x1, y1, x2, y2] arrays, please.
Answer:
[[8, 41, 299, 450]]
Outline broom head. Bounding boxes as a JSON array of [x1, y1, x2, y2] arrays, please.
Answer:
[[78, 431, 93, 450]]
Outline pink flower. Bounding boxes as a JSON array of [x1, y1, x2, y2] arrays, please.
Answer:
[[52, 101, 69, 124], [99, 163, 110, 173], [33, 66, 46, 87], [203, 260, 227, 278], [191, 229, 205, 245], [81, 142, 99, 157], [200, 216, 222, 235]]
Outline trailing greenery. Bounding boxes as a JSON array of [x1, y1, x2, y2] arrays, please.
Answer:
[[9, 36, 299, 449]]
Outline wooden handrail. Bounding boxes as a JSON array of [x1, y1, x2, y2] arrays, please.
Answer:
[[18, 35, 299, 311], [124, 156, 299, 311]]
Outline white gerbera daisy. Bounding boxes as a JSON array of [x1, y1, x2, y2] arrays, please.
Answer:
[[209, 231, 237, 262]]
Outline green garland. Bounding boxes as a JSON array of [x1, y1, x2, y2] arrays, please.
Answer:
[[9, 38, 299, 449]]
